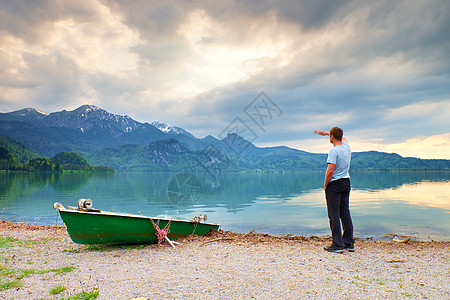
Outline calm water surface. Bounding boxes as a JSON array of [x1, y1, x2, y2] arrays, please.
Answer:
[[1, 171, 449, 241]]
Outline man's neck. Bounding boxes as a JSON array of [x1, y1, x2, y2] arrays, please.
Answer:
[[332, 140, 343, 147]]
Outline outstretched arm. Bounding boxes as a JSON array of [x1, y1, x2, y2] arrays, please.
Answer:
[[314, 130, 329, 136], [314, 130, 348, 142]]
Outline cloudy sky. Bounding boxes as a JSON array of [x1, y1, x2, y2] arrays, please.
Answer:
[[1, 0, 449, 159]]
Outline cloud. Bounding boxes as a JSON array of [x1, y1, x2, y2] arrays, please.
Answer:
[[375, 133, 450, 159], [0, 0, 449, 158], [0, 0, 141, 109]]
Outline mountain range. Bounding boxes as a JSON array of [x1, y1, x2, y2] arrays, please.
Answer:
[[0, 105, 449, 171]]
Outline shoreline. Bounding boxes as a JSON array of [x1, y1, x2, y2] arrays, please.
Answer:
[[2, 220, 449, 247], [3, 218, 449, 243], [1, 221, 449, 299]]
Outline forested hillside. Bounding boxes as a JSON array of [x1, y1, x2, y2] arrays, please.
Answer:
[[0, 136, 113, 172], [0, 135, 40, 163]]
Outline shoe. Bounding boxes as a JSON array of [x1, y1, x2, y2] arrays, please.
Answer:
[[344, 243, 355, 252], [324, 244, 344, 253]]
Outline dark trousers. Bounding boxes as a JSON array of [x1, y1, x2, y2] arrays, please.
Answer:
[[325, 178, 354, 247]]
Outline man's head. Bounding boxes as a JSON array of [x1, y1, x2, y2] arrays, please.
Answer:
[[329, 127, 343, 142]]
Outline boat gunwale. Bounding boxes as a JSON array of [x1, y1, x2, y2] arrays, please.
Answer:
[[56, 207, 220, 227]]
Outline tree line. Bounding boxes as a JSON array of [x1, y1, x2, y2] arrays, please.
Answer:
[[0, 147, 114, 172]]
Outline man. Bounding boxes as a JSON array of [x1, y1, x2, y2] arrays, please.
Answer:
[[314, 127, 354, 253]]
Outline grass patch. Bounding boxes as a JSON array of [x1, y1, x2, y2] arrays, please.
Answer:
[[121, 244, 146, 251], [0, 265, 76, 291], [0, 279, 21, 291], [60, 289, 99, 300], [0, 265, 15, 277], [66, 244, 146, 253], [85, 245, 113, 252], [118, 244, 146, 251], [17, 268, 36, 279], [49, 285, 66, 295], [0, 236, 16, 248], [51, 266, 76, 275], [62, 247, 81, 253], [0, 236, 49, 249]]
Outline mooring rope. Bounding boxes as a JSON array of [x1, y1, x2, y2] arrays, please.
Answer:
[[151, 218, 172, 244], [191, 221, 198, 235]]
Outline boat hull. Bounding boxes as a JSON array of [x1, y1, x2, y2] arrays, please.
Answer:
[[58, 209, 219, 245]]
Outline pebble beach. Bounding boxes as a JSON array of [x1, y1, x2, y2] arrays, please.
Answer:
[[0, 221, 449, 299]]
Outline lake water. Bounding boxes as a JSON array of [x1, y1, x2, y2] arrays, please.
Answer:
[[1, 171, 449, 241]]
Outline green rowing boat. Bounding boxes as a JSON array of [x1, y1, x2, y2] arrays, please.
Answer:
[[54, 200, 220, 245]]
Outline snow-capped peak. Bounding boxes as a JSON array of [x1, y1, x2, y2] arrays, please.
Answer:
[[152, 121, 174, 133], [75, 104, 101, 113], [151, 121, 194, 138], [15, 108, 48, 116]]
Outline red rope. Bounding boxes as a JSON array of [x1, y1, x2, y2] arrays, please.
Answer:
[[151, 219, 172, 244]]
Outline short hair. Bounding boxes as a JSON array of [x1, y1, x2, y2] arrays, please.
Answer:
[[330, 127, 343, 141]]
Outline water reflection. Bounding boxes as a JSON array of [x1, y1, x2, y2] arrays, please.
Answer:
[[350, 171, 450, 190], [351, 181, 450, 210], [0, 171, 448, 240]]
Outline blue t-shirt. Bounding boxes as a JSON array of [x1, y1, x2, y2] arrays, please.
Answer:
[[327, 141, 351, 181]]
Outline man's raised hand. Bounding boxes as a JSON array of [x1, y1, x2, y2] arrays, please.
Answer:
[[314, 130, 329, 136]]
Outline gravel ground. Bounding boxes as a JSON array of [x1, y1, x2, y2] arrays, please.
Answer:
[[0, 221, 449, 299]]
